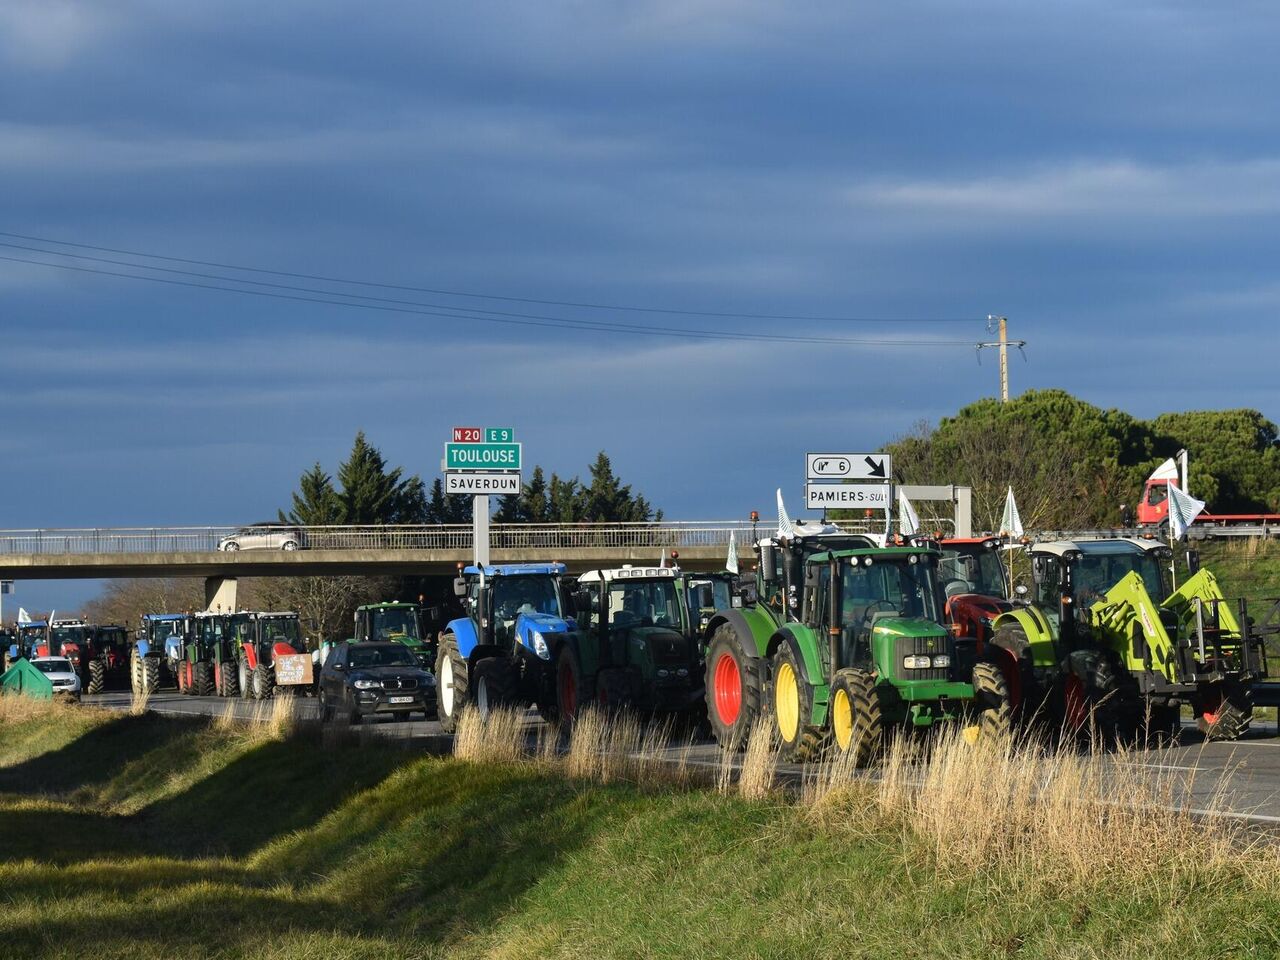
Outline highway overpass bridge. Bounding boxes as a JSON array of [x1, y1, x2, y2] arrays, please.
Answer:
[[0, 523, 772, 581]]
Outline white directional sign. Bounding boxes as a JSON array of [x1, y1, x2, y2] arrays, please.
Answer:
[[806, 452, 891, 481], [805, 483, 891, 511], [446, 472, 521, 495]]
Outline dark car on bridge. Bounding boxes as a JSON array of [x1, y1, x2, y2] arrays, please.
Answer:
[[317, 641, 436, 724]]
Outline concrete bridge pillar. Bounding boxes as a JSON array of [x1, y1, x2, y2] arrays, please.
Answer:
[[205, 576, 238, 612]]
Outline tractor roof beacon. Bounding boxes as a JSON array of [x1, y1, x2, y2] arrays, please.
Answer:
[[436, 563, 577, 733], [702, 491, 1010, 762]]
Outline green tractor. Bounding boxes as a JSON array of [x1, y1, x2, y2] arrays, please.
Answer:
[[705, 497, 1009, 762], [352, 602, 434, 668], [991, 538, 1269, 741]]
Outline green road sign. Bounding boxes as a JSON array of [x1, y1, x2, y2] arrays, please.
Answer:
[[485, 427, 514, 443], [445, 442, 521, 471]]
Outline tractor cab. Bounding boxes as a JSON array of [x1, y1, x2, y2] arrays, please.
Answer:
[[677, 571, 740, 639], [938, 537, 1012, 645], [16, 621, 48, 659], [50, 619, 89, 666], [754, 521, 880, 620], [452, 564, 573, 656], [353, 602, 433, 667], [253, 612, 304, 657], [89, 624, 129, 674], [1029, 538, 1171, 646], [573, 565, 703, 712]]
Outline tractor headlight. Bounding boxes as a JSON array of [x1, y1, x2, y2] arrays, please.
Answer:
[[903, 655, 932, 670], [531, 630, 550, 660], [353, 679, 379, 690], [658, 669, 669, 678], [931, 655, 951, 668]]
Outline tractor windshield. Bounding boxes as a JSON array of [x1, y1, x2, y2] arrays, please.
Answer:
[[492, 577, 562, 622], [148, 620, 186, 644], [839, 556, 942, 625], [370, 607, 421, 642], [51, 625, 87, 646], [608, 579, 683, 630], [939, 548, 1007, 600], [1072, 550, 1170, 604], [97, 627, 127, 649], [259, 617, 302, 647]]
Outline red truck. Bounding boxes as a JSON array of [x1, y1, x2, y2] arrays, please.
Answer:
[[1136, 452, 1280, 531]]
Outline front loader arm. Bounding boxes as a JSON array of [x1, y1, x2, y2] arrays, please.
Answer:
[[1090, 572, 1178, 683]]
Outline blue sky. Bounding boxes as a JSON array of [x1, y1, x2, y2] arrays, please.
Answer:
[[2, 1, 1278, 610]]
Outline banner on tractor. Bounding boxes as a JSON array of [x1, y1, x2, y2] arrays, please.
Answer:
[[274, 654, 314, 687]]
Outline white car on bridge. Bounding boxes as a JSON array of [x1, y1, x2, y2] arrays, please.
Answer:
[[218, 523, 304, 552]]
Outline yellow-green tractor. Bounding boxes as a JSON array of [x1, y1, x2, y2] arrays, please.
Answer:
[[990, 538, 1269, 741]]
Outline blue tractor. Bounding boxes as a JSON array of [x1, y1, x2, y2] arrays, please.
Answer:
[[435, 562, 579, 732], [5, 621, 48, 671], [133, 613, 192, 694]]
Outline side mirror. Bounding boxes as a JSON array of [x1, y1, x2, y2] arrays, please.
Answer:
[[424, 605, 443, 623], [1031, 557, 1046, 584], [453, 578, 468, 598], [1186, 550, 1201, 575], [573, 589, 593, 614], [731, 595, 743, 608]]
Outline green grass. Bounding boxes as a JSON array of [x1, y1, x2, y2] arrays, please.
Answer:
[[2, 703, 1280, 959]]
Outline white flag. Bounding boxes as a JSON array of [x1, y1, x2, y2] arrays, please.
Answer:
[[1000, 486, 1024, 539], [897, 489, 921, 537], [17, 607, 30, 624], [726, 530, 739, 575], [1148, 457, 1180, 482], [776, 488, 795, 539], [1167, 481, 1206, 540]]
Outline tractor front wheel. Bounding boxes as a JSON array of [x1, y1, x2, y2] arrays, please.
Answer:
[[1196, 683, 1252, 741], [194, 661, 215, 697], [435, 636, 468, 733], [769, 643, 825, 762], [87, 660, 105, 695], [252, 664, 274, 700], [141, 658, 160, 695], [704, 624, 766, 751], [829, 669, 883, 767], [556, 647, 585, 727], [472, 658, 518, 721], [217, 660, 238, 698], [238, 660, 252, 700], [1057, 651, 1120, 744], [971, 660, 1013, 742]]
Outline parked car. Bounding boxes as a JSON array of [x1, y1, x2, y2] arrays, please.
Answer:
[[31, 656, 82, 701], [317, 641, 436, 724], [218, 522, 303, 552]]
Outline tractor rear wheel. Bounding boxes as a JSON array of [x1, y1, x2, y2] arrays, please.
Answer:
[[194, 662, 215, 697], [435, 635, 468, 734], [1196, 683, 1252, 741], [238, 660, 252, 700], [971, 660, 1012, 742], [218, 661, 238, 698], [769, 643, 825, 762], [829, 669, 882, 767], [87, 660, 105, 695], [989, 623, 1037, 720], [704, 624, 766, 751], [177, 662, 189, 695], [252, 664, 274, 700], [472, 658, 518, 721]]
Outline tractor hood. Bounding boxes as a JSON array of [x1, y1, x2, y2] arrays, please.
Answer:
[[515, 611, 576, 660], [871, 616, 949, 641], [621, 624, 693, 666]]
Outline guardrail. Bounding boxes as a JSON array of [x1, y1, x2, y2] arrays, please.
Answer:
[[0, 522, 781, 556]]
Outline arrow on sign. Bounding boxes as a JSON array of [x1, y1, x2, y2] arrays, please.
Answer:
[[864, 456, 887, 478]]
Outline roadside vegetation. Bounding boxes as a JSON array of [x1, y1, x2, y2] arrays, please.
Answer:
[[3, 697, 1280, 959]]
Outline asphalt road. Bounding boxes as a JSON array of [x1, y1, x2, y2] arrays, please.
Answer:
[[84, 689, 1280, 824]]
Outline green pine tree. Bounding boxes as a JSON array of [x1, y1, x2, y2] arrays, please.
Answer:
[[280, 463, 344, 525]]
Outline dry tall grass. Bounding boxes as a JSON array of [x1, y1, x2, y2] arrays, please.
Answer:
[[802, 725, 1267, 890], [129, 685, 151, 716], [735, 717, 780, 800], [0, 692, 68, 723], [453, 705, 526, 764]]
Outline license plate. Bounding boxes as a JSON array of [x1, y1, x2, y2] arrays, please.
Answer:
[[389, 696, 413, 704]]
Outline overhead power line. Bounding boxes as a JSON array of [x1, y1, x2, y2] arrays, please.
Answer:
[[0, 229, 981, 325], [0, 252, 981, 348]]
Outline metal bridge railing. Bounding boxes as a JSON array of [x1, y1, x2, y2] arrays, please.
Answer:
[[0, 523, 766, 556]]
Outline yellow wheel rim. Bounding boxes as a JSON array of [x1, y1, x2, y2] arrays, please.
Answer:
[[832, 687, 854, 751], [775, 661, 800, 742]]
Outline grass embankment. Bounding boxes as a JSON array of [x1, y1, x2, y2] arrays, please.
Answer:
[[2, 698, 1280, 959]]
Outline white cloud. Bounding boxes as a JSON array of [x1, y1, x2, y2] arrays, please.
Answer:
[[850, 157, 1280, 220], [0, 0, 112, 68]]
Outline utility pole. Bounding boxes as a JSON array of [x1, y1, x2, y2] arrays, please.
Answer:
[[976, 316, 1028, 402]]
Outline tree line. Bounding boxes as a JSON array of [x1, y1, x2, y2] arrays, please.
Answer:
[[883, 389, 1280, 531]]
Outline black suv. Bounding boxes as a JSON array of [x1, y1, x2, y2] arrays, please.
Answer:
[[318, 641, 437, 724]]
